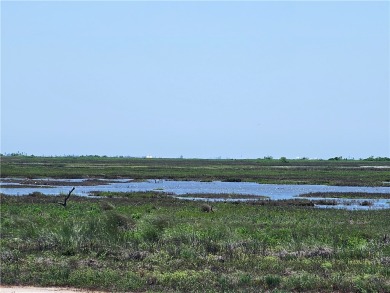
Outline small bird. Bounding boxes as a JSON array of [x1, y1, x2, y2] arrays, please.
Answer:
[[58, 187, 75, 207]]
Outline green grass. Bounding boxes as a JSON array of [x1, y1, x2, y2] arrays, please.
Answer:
[[1, 192, 389, 292], [1, 156, 390, 186]]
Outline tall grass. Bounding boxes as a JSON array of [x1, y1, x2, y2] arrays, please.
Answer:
[[1, 192, 389, 292]]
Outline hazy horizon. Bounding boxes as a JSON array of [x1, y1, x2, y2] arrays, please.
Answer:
[[2, 1, 389, 159], [2, 151, 389, 161]]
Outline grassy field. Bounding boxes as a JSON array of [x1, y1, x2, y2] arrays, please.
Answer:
[[1, 192, 390, 292], [1, 155, 390, 186], [1, 156, 389, 291]]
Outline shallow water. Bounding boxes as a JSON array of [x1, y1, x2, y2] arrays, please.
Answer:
[[1, 178, 389, 210]]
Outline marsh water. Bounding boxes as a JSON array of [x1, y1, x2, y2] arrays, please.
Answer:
[[1, 178, 390, 210]]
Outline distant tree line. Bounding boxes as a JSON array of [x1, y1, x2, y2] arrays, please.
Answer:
[[361, 156, 390, 161], [328, 156, 390, 161], [1, 153, 389, 161]]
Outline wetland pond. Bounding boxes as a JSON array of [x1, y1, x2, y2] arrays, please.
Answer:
[[1, 178, 390, 210]]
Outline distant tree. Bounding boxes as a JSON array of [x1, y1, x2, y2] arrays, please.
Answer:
[[280, 156, 289, 163], [328, 156, 343, 161]]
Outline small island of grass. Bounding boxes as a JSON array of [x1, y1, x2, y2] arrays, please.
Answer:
[[298, 192, 390, 199]]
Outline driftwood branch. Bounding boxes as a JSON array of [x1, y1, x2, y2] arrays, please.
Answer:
[[58, 187, 75, 208]]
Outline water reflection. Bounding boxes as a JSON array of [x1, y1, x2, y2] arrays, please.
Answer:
[[1, 178, 389, 210]]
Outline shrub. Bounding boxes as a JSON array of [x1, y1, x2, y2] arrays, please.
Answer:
[[264, 274, 281, 288], [280, 157, 289, 163], [140, 215, 170, 242]]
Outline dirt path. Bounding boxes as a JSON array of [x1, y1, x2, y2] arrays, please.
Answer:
[[0, 286, 105, 293]]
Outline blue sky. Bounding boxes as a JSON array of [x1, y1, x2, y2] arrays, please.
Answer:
[[1, 1, 389, 159]]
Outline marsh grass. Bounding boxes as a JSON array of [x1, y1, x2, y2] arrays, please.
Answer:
[[2, 156, 390, 186], [177, 193, 269, 199], [300, 192, 390, 199], [1, 192, 389, 292]]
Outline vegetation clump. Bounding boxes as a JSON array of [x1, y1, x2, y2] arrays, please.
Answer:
[[300, 192, 390, 199]]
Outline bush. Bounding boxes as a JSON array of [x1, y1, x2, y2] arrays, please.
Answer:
[[280, 157, 289, 163], [140, 215, 170, 242], [264, 274, 281, 288]]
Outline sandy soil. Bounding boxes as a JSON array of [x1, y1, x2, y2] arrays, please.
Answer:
[[0, 286, 105, 293]]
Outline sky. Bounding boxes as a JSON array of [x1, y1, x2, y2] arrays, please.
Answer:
[[1, 1, 389, 159]]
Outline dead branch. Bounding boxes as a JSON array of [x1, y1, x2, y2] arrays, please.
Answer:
[[58, 187, 75, 207]]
